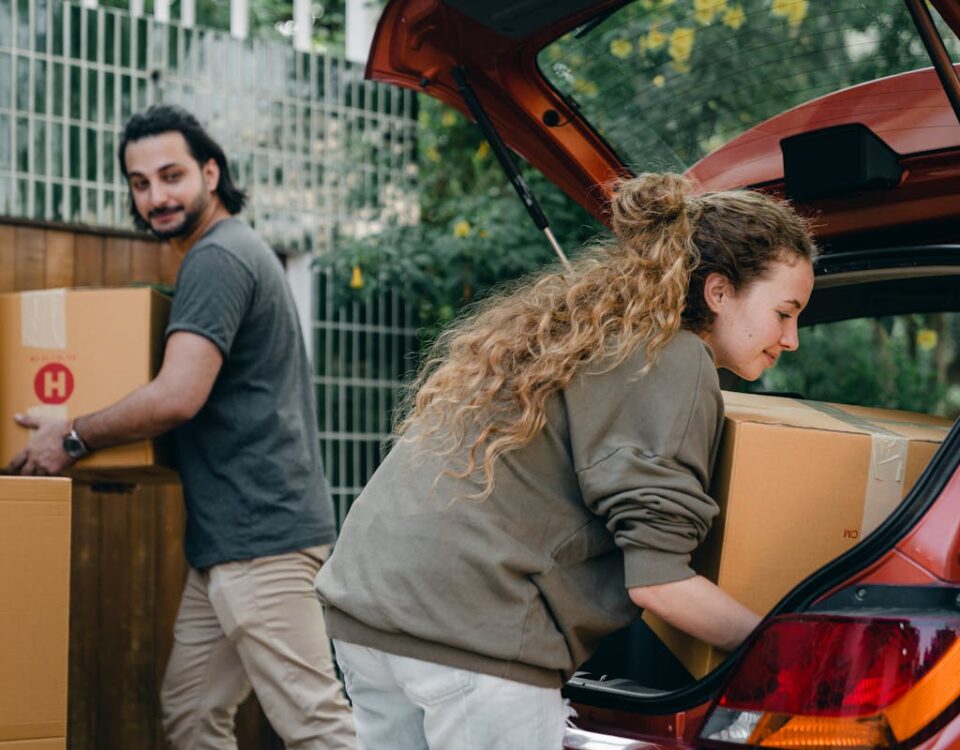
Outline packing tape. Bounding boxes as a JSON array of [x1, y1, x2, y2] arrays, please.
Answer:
[[21, 288, 67, 349], [803, 401, 908, 538], [863, 434, 908, 536]]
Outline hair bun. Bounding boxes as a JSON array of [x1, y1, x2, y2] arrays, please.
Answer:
[[609, 172, 692, 240]]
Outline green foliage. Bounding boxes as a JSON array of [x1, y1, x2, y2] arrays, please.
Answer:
[[752, 316, 958, 417], [317, 97, 603, 336]]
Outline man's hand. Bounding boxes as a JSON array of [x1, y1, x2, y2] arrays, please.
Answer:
[[6, 414, 74, 476]]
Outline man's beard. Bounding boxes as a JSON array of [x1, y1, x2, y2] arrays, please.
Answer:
[[145, 191, 210, 240]]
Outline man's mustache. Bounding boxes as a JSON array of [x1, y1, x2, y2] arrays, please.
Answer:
[[148, 206, 183, 219]]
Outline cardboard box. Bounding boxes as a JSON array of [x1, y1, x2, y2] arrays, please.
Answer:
[[0, 740, 65, 750], [0, 477, 71, 744], [644, 392, 952, 678], [0, 288, 175, 483]]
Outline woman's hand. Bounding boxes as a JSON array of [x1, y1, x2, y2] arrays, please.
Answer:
[[628, 575, 761, 652]]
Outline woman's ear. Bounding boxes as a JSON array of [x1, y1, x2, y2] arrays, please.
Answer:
[[703, 272, 734, 314]]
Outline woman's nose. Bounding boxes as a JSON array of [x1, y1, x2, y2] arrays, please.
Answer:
[[781, 321, 800, 351]]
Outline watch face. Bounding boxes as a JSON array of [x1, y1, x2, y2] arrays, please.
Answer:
[[63, 433, 87, 458]]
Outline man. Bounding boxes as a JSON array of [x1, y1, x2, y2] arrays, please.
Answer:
[[7, 104, 356, 750]]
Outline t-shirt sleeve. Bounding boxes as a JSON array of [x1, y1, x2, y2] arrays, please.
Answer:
[[564, 335, 724, 589], [166, 244, 256, 356]]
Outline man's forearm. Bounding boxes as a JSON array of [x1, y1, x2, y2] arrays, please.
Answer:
[[74, 381, 191, 451]]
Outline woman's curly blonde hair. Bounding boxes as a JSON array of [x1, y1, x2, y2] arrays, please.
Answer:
[[397, 173, 818, 500]]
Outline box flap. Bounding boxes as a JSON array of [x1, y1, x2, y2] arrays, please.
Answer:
[[722, 391, 951, 442]]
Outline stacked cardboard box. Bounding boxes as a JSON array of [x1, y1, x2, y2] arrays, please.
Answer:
[[0, 288, 175, 483], [0, 477, 71, 750], [643, 391, 953, 678]]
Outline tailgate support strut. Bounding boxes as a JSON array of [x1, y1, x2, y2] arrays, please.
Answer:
[[906, 0, 960, 127], [451, 66, 571, 269]]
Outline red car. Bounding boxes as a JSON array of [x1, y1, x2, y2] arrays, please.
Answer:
[[365, 1, 960, 747]]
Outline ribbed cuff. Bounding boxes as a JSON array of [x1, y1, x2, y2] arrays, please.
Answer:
[[622, 546, 695, 589]]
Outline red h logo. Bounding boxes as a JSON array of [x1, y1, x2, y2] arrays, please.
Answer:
[[34, 363, 75, 405]]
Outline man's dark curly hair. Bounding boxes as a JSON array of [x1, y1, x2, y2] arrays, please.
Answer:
[[118, 104, 247, 231]]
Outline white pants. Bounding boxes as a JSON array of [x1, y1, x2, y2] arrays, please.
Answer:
[[333, 639, 571, 750], [161, 546, 356, 749]]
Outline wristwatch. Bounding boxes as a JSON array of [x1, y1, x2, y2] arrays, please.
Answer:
[[62, 421, 90, 459]]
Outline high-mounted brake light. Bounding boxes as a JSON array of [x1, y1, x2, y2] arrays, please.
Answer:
[[700, 614, 960, 748]]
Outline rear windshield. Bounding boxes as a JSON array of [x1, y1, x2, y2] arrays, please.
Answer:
[[538, 0, 960, 174]]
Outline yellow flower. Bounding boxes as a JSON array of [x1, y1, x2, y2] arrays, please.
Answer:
[[453, 220, 471, 238], [425, 145, 441, 162], [610, 38, 633, 59], [647, 24, 667, 50], [349, 265, 364, 290], [669, 26, 695, 63], [441, 110, 458, 127], [573, 79, 599, 97], [474, 140, 490, 161], [771, 0, 808, 27], [693, 0, 726, 25], [652, 74, 666, 88], [917, 329, 939, 351], [723, 5, 746, 30]]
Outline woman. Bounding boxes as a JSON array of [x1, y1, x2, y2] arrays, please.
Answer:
[[315, 173, 818, 749]]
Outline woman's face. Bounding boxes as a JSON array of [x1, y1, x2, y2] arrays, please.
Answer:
[[699, 254, 815, 381]]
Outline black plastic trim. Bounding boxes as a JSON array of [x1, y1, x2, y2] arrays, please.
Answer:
[[814, 245, 960, 276], [809, 583, 960, 614]]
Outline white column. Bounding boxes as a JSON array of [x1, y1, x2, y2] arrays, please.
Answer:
[[129, 0, 144, 15], [286, 253, 315, 365], [155, 0, 170, 23], [346, 0, 381, 65], [181, 0, 195, 27], [294, 0, 312, 52], [81, 0, 98, 9], [230, 0, 249, 40]]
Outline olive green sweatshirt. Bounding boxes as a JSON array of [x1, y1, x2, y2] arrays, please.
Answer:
[[315, 330, 724, 688]]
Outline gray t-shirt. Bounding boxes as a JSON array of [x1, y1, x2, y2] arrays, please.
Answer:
[[167, 217, 336, 569]]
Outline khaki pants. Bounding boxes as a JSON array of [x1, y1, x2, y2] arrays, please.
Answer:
[[161, 545, 356, 750]]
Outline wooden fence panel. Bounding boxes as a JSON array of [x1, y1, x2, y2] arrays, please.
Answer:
[[2, 219, 282, 750], [73, 234, 105, 288], [0, 225, 17, 291], [14, 225, 46, 290], [45, 231, 76, 288], [103, 237, 133, 288]]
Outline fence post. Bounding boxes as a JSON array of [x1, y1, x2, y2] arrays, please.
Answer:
[[230, 0, 248, 39]]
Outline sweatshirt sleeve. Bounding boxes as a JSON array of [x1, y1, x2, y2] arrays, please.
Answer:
[[563, 332, 724, 589]]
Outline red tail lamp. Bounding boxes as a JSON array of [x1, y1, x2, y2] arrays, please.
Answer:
[[700, 614, 960, 748]]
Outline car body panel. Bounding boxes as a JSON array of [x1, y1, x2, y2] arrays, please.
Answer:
[[686, 68, 960, 239], [896, 466, 960, 581]]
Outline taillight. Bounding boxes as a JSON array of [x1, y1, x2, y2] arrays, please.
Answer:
[[700, 614, 960, 748]]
